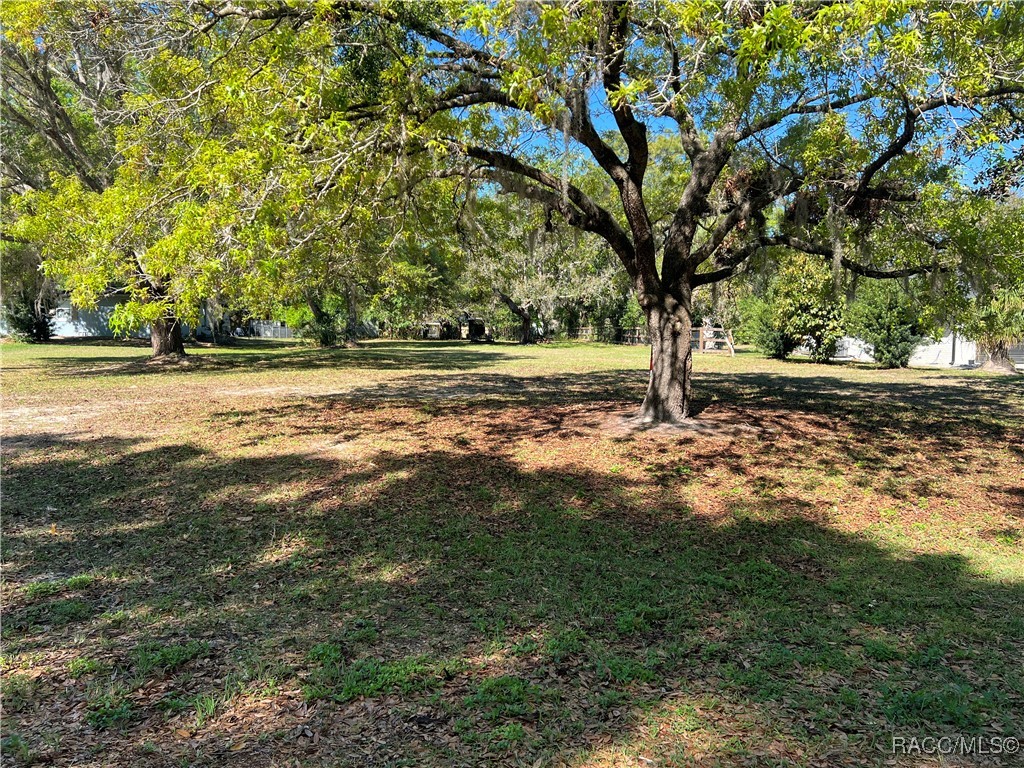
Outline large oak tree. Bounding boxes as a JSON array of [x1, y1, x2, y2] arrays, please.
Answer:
[[206, 0, 1023, 420]]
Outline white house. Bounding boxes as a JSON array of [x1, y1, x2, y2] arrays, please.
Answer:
[[834, 332, 1024, 369], [50, 294, 149, 338], [908, 333, 979, 368], [834, 332, 977, 367], [2, 293, 293, 340]]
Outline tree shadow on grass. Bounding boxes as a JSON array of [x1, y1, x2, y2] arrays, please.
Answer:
[[197, 364, 1019, 505], [993, 486, 1024, 520], [197, 361, 1019, 436], [34, 340, 538, 379], [3, 429, 1022, 767], [46, 337, 154, 348]]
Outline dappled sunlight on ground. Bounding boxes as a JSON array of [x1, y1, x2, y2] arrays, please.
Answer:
[[2, 340, 1022, 766]]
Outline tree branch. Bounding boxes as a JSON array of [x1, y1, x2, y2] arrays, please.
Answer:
[[857, 99, 916, 192], [762, 234, 947, 278], [737, 91, 877, 141], [602, 0, 648, 184], [466, 145, 635, 269]]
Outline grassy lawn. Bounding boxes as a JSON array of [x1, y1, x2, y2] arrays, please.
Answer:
[[2, 338, 1022, 767]]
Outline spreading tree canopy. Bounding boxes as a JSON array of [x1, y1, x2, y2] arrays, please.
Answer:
[[201, 0, 1023, 420], [4, 1, 1023, 406], [2, 1, 431, 355], [1, 1, 197, 355]]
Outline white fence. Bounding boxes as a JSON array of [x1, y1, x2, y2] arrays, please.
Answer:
[[251, 320, 293, 339]]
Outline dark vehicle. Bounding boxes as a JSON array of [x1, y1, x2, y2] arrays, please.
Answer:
[[467, 318, 490, 342]]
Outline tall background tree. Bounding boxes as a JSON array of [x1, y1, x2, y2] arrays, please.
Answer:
[[0, 241, 56, 342], [461, 192, 619, 343], [963, 286, 1024, 373], [0, 1, 199, 355]]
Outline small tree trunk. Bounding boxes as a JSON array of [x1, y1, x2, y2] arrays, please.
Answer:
[[519, 311, 533, 344], [151, 316, 186, 358], [306, 295, 337, 347], [307, 295, 327, 325], [31, 304, 52, 342], [639, 295, 693, 423], [345, 283, 359, 329], [980, 340, 1020, 374], [495, 289, 533, 344]]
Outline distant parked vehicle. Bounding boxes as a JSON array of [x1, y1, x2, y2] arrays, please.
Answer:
[[422, 319, 461, 340], [466, 318, 492, 342]]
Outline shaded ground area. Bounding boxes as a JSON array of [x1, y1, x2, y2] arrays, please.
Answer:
[[2, 340, 1022, 767]]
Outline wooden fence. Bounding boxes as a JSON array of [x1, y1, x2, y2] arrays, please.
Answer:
[[562, 325, 735, 354], [411, 322, 735, 353], [692, 327, 736, 355]]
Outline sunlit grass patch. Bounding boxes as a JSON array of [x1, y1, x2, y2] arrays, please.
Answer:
[[131, 640, 209, 676], [301, 643, 465, 703]]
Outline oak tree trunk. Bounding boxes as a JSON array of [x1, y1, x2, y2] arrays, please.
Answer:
[[495, 289, 533, 344], [306, 295, 338, 346], [639, 295, 693, 423], [345, 283, 359, 336], [980, 340, 1020, 374], [518, 311, 533, 345], [151, 316, 186, 358]]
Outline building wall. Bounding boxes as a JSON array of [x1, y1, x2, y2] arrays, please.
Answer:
[[3, 295, 296, 341], [909, 334, 978, 368], [51, 296, 148, 338], [832, 332, 978, 368], [50, 296, 215, 340], [834, 336, 874, 362]]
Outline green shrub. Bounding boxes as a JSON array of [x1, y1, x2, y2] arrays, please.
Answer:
[[306, 317, 340, 346], [1, 294, 53, 343], [619, 299, 645, 329], [741, 297, 799, 359], [800, 303, 846, 363], [848, 281, 925, 368], [741, 254, 845, 362]]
